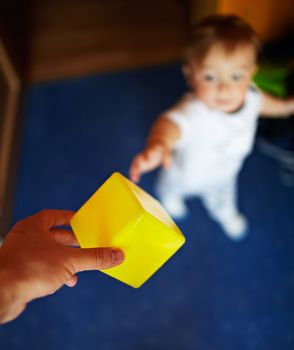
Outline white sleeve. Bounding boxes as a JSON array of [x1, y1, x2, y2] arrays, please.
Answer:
[[161, 93, 196, 149], [165, 111, 192, 149]]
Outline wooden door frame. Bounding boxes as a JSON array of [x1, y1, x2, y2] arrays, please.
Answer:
[[0, 37, 21, 238]]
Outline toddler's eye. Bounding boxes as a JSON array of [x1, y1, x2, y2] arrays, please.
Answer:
[[204, 74, 216, 81], [232, 73, 243, 81]]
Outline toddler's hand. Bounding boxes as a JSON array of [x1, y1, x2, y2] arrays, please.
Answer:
[[130, 143, 172, 183], [287, 97, 294, 116]]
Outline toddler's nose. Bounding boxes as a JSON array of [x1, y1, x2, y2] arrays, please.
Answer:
[[217, 82, 232, 96]]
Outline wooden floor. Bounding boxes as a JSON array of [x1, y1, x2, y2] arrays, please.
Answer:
[[22, 0, 190, 82]]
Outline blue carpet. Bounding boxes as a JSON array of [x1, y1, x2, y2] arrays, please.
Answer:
[[1, 63, 294, 350]]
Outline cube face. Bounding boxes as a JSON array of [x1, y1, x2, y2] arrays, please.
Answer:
[[126, 178, 184, 234], [70, 172, 185, 288], [71, 173, 143, 247], [105, 213, 185, 288]]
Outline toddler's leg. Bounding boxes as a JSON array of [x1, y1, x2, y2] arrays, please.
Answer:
[[200, 178, 248, 240], [160, 194, 188, 220], [156, 176, 188, 220]]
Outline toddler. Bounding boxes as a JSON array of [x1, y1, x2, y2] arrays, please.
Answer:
[[130, 15, 294, 240]]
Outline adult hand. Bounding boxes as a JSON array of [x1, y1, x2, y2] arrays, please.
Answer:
[[0, 210, 124, 324]]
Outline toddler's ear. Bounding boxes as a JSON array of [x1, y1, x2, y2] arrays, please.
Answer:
[[182, 64, 194, 89]]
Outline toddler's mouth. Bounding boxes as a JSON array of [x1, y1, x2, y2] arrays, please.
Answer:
[[216, 99, 231, 105]]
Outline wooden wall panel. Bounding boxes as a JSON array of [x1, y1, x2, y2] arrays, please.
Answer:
[[218, 0, 294, 40], [27, 0, 189, 82], [190, 0, 293, 41]]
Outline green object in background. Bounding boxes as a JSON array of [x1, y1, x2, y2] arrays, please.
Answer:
[[253, 66, 289, 97]]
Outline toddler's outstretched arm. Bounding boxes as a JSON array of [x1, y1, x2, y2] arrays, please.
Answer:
[[130, 117, 181, 183], [260, 93, 294, 118]]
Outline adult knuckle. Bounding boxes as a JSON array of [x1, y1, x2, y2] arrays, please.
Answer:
[[93, 248, 106, 268]]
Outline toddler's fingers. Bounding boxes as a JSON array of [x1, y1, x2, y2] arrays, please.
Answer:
[[163, 151, 172, 169], [131, 153, 152, 179], [130, 158, 142, 182], [130, 149, 160, 182], [144, 148, 160, 163], [145, 149, 153, 161], [130, 168, 140, 183]]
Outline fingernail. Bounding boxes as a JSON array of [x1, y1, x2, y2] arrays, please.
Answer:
[[111, 249, 125, 264]]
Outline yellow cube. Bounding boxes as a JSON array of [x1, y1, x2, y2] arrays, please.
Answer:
[[70, 172, 185, 288]]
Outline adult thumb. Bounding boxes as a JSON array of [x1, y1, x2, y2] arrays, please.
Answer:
[[66, 247, 125, 273]]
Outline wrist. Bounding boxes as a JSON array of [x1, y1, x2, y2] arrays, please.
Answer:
[[0, 251, 26, 323], [147, 140, 171, 153]]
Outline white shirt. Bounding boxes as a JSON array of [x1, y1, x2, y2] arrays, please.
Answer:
[[159, 88, 262, 193]]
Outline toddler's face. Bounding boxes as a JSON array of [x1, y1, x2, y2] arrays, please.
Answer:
[[187, 43, 257, 113]]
